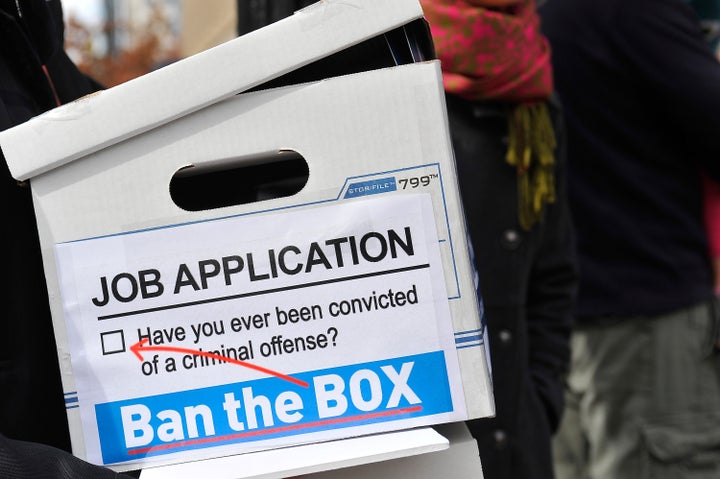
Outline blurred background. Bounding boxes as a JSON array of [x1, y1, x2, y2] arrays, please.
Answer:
[[62, 0, 315, 87]]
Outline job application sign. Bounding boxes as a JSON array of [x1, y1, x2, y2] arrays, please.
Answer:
[[55, 193, 466, 469]]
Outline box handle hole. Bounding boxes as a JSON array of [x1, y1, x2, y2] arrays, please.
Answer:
[[170, 149, 309, 211]]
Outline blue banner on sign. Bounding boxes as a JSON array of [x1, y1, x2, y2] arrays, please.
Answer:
[[96, 351, 452, 464], [344, 177, 397, 198]]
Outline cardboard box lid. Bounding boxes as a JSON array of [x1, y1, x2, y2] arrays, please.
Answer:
[[0, 0, 425, 181]]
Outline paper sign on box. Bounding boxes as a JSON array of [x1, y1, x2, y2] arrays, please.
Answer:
[[58, 192, 465, 467]]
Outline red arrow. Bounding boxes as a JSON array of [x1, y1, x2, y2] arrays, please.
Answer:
[[130, 338, 309, 388]]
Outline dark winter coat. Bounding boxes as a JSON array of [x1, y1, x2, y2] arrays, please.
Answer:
[[0, 0, 101, 453], [445, 94, 577, 479], [0, 3, 141, 478]]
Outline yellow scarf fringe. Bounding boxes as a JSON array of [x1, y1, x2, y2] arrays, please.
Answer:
[[505, 102, 557, 230]]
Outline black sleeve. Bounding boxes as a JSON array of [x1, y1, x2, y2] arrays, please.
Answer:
[[525, 98, 578, 432]]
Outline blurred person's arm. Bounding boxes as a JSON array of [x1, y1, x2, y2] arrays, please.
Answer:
[[703, 174, 720, 294], [525, 99, 578, 432]]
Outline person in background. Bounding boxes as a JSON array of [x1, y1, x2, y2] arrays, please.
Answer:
[[539, 0, 720, 476], [419, 1, 578, 478], [0, 1, 135, 477]]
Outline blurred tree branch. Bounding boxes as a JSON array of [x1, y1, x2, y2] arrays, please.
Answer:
[[65, 4, 179, 88]]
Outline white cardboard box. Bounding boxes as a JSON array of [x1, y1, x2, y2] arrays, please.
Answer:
[[0, 0, 493, 474]]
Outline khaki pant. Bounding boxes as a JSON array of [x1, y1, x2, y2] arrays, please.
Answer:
[[553, 300, 720, 479]]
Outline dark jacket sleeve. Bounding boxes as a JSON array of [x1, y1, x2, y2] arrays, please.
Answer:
[[525, 98, 577, 431]]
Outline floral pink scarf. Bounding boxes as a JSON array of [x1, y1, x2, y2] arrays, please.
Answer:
[[420, 0, 553, 102], [421, 0, 556, 230]]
